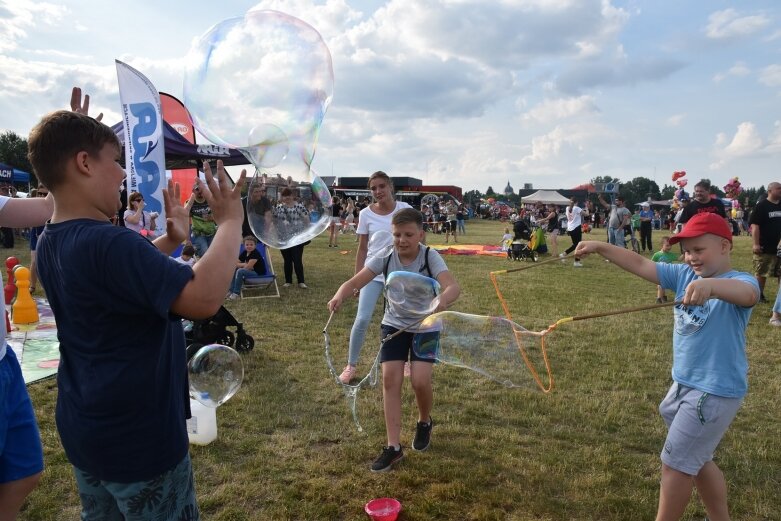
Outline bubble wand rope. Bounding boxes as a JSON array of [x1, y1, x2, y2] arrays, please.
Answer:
[[323, 312, 429, 432], [489, 256, 565, 393]]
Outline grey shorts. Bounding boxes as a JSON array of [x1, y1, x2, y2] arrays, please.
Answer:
[[659, 383, 742, 475]]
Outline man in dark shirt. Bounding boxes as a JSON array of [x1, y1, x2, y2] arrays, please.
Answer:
[[679, 180, 727, 224], [749, 182, 781, 303]]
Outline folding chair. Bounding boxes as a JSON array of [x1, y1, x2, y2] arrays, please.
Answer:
[[241, 244, 280, 299]]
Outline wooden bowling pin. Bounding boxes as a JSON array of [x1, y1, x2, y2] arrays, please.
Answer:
[[11, 266, 38, 324]]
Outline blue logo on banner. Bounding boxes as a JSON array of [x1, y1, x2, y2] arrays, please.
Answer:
[[130, 102, 162, 213]]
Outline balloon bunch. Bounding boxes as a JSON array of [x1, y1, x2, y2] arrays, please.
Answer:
[[671, 171, 689, 210], [723, 177, 743, 200]]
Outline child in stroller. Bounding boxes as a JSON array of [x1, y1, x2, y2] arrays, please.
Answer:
[[508, 218, 539, 262], [185, 306, 255, 360]]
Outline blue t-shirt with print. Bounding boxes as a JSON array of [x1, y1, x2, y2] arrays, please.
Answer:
[[656, 262, 758, 398], [36, 219, 194, 482]]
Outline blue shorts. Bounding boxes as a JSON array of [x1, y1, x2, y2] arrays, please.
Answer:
[[73, 452, 199, 521], [379, 325, 437, 364], [0, 348, 44, 483], [659, 383, 742, 475]]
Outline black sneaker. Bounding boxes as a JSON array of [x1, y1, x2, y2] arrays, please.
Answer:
[[412, 418, 433, 451], [370, 446, 404, 472], [760, 294, 768, 303]]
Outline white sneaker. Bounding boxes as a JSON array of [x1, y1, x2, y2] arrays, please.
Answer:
[[573, 261, 583, 267], [770, 317, 781, 327], [299, 283, 308, 289], [227, 292, 240, 300], [559, 253, 566, 263], [283, 283, 292, 287]]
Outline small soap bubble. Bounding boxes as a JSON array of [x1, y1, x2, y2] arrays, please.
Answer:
[[188, 344, 244, 407], [384, 271, 441, 320]]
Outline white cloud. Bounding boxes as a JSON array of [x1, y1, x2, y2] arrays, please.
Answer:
[[666, 114, 685, 127], [0, 0, 69, 52], [759, 64, 781, 87], [705, 9, 770, 40], [713, 61, 750, 83], [710, 121, 768, 170], [522, 95, 598, 123]]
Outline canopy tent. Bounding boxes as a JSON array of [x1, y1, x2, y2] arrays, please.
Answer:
[[110, 121, 249, 170], [0, 163, 31, 183], [521, 190, 571, 205]]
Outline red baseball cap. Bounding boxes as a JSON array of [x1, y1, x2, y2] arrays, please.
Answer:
[[668, 212, 732, 245]]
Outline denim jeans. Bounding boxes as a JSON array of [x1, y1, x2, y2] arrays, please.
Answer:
[[608, 227, 625, 248], [191, 234, 214, 257], [347, 280, 384, 366], [230, 268, 258, 294]]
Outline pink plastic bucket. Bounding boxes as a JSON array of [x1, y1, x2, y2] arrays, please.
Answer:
[[364, 497, 402, 521]]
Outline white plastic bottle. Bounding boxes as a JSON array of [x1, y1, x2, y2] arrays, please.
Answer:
[[186, 396, 217, 445]]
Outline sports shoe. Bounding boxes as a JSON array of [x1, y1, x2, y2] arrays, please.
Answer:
[[338, 365, 355, 384], [227, 292, 239, 300], [558, 253, 566, 264], [759, 294, 768, 303], [573, 261, 583, 267], [371, 446, 404, 472], [299, 283, 308, 289], [412, 418, 433, 451], [769, 317, 781, 327], [283, 283, 292, 287]]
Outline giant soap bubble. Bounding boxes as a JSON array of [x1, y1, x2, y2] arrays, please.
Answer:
[[183, 9, 334, 249], [367, 230, 394, 260], [188, 344, 244, 407]]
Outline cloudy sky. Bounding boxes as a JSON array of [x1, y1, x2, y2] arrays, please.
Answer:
[[1, 0, 779, 193]]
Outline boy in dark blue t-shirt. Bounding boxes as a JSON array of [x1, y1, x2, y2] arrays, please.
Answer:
[[28, 104, 246, 519]]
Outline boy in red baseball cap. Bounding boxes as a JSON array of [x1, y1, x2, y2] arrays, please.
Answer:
[[575, 211, 759, 521]]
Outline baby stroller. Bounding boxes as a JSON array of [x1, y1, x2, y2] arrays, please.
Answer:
[[508, 219, 539, 262], [185, 306, 255, 360]]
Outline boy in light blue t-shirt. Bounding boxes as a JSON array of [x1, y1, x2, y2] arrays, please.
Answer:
[[575, 212, 758, 521]]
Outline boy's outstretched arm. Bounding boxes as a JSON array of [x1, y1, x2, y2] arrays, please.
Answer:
[[434, 271, 460, 312], [681, 278, 759, 307], [171, 161, 246, 319], [0, 195, 54, 228], [328, 267, 377, 312], [575, 241, 659, 284]]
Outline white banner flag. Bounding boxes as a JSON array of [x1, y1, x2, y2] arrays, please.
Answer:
[[116, 60, 166, 237]]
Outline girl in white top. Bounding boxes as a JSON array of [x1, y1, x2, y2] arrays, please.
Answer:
[[338, 172, 411, 383], [124, 191, 158, 239]]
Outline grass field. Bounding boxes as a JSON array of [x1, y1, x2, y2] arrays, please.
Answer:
[[15, 218, 781, 520]]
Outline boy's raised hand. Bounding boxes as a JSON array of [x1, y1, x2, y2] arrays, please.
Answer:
[[199, 160, 246, 226], [161, 179, 191, 244], [70, 87, 103, 121]]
